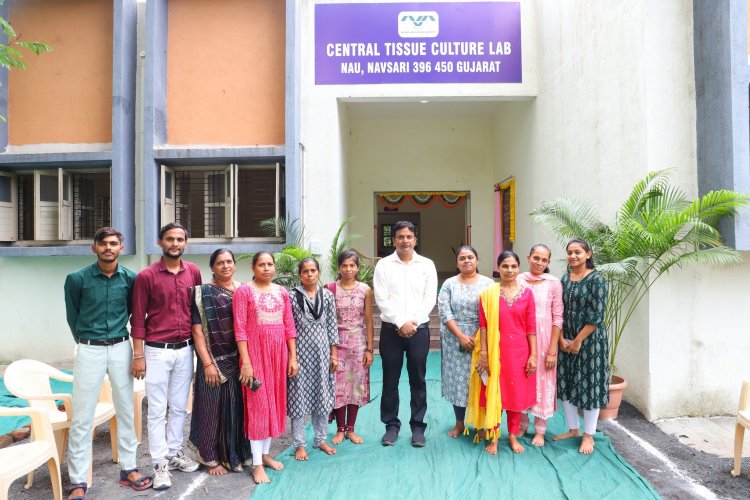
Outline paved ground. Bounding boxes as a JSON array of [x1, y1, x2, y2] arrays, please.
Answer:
[[4, 399, 750, 500], [655, 416, 740, 459]]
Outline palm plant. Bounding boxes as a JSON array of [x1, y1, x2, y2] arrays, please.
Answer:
[[326, 218, 375, 287], [238, 217, 312, 289], [531, 169, 748, 371]]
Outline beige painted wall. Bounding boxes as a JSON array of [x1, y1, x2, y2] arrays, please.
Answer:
[[166, 0, 285, 145], [8, 0, 113, 145]]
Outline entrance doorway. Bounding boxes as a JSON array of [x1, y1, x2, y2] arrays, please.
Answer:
[[375, 191, 470, 282]]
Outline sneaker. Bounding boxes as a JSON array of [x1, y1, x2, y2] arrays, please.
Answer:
[[152, 462, 172, 490], [411, 428, 426, 448], [167, 451, 200, 472], [381, 427, 399, 446]]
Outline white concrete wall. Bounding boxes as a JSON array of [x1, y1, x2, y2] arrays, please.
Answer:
[[487, 0, 750, 419], [346, 109, 496, 275], [490, 0, 654, 413]]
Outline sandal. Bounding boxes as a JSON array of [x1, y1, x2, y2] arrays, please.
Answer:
[[118, 468, 153, 491], [67, 482, 87, 500]]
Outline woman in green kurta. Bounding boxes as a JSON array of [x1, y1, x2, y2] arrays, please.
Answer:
[[553, 238, 609, 455]]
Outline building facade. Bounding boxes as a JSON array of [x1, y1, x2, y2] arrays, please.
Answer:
[[1, 0, 748, 421]]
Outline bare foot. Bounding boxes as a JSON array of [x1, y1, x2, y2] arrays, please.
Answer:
[[579, 434, 595, 455], [531, 433, 545, 447], [331, 431, 345, 444], [318, 442, 337, 455], [262, 454, 284, 470], [252, 465, 270, 484], [552, 429, 581, 441], [447, 422, 465, 438], [345, 431, 364, 444], [477, 428, 487, 441], [208, 464, 228, 475], [509, 435, 525, 454], [484, 439, 498, 455], [294, 447, 309, 461]]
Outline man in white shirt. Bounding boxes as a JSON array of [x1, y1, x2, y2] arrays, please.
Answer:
[[373, 221, 437, 447]]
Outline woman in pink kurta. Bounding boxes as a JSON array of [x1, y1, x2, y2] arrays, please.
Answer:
[[326, 250, 374, 445], [517, 244, 563, 446], [478, 251, 537, 454], [234, 252, 297, 485]]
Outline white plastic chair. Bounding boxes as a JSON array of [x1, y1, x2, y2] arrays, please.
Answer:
[[0, 406, 62, 500], [731, 380, 750, 478], [3, 359, 118, 488], [133, 377, 146, 444]]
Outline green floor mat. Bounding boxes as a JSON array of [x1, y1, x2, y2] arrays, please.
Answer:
[[253, 352, 659, 499]]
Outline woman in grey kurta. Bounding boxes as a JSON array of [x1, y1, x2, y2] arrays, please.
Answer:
[[288, 258, 339, 460], [438, 246, 494, 437]]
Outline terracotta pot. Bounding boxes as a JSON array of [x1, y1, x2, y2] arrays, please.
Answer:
[[599, 375, 628, 420]]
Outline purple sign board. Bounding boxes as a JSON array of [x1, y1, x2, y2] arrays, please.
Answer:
[[315, 2, 522, 85]]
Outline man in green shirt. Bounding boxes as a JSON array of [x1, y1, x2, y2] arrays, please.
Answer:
[[63, 227, 151, 499]]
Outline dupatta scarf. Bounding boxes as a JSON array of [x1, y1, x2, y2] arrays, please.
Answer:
[[466, 283, 503, 439], [194, 284, 240, 383]]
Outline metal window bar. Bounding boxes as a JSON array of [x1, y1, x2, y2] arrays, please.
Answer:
[[17, 175, 33, 241], [72, 172, 110, 240], [174, 169, 226, 238], [237, 167, 279, 237]]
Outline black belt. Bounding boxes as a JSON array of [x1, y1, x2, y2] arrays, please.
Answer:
[[78, 336, 129, 346], [145, 339, 194, 350]]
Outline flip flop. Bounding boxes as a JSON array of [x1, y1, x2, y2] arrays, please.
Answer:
[[119, 468, 153, 491], [67, 482, 87, 500]]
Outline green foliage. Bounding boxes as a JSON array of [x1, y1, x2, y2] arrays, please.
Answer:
[[259, 217, 306, 248], [271, 245, 314, 289], [325, 218, 375, 287], [0, 7, 52, 121], [530, 169, 748, 371], [240, 217, 377, 290]]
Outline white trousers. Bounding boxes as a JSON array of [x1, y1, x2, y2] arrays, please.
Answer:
[[250, 438, 272, 466], [562, 399, 600, 436], [144, 345, 194, 464], [67, 341, 137, 484]]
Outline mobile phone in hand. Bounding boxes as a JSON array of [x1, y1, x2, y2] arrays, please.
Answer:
[[247, 377, 262, 391]]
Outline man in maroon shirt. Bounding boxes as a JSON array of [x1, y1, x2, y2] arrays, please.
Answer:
[[130, 223, 202, 489]]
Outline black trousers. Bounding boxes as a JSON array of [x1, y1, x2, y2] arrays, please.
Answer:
[[379, 321, 429, 432]]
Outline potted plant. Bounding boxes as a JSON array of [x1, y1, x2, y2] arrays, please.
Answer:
[[530, 169, 748, 419]]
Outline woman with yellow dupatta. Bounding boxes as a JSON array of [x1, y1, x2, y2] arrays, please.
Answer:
[[468, 251, 537, 455]]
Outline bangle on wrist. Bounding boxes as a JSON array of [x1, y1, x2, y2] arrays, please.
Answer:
[[203, 362, 213, 368], [365, 348, 373, 353], [132, 355, 144, 360]]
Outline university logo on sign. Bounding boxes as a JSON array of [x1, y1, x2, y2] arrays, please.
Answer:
[[398, 11, 439, 38]]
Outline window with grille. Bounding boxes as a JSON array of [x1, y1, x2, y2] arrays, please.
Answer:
[[0, 168, 111, 242], [161, 163, 284, 239]]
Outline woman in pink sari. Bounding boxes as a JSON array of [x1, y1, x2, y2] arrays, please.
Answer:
[[516, 244, 563, 446]]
